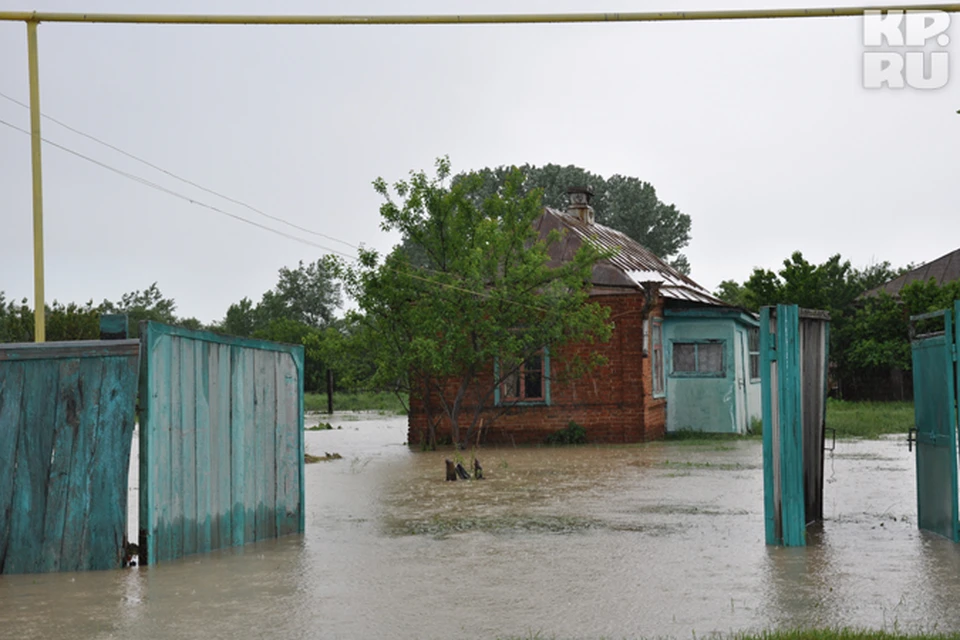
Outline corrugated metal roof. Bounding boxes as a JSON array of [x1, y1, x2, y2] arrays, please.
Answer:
[[861, 247, 960, 299], [537, 207, 728, 307]]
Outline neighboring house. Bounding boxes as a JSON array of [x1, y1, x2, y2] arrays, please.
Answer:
[[861, 247, 960, 299], [407, 188, 762, 447], [851, 247, 960, 401]]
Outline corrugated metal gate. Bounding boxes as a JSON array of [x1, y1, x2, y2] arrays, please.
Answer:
[[138, 322, 305, 566], [909, 303, 960, 541], [760, 304, 830, 547], [0, 340, 140, 574]]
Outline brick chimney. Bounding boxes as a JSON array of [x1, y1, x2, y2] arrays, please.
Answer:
[[566, 186, 595, 224]]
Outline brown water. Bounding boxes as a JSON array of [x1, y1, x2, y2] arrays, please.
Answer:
[[2, 413, 959, 639]]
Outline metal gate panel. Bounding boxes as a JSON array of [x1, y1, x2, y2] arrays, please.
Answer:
[[0, 340, 140, 574], [139, 322, 304, 566], [910, 307, 959, 541], [761, 305, 830, 547]]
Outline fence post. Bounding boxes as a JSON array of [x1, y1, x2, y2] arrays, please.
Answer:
[[326, 369, 334, 414]]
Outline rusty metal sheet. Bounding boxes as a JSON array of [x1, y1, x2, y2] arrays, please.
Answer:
[[537, 208, 727, 306]]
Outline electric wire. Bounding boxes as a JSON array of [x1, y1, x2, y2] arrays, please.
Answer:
[[0, 89, 358, 251], [0, 117, 552, 312]]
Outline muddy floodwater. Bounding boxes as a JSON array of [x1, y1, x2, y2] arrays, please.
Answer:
[[3, 413, 960, 639]]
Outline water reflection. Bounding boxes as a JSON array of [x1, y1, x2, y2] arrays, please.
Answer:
[[4, 415, 960, 639]]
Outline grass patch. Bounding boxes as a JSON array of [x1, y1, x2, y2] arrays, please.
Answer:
[[304, 390, 406, 414], [386, 514, 679, 539], [826, 399, 914, 439], [304, 452, 343, 463], [545, 421, 587, 445], [655, 460, 760, 471]]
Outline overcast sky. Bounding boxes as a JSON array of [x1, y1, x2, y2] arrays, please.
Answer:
[[0, 0, 956, 324]]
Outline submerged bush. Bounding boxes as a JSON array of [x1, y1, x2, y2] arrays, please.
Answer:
[[545, 421, 587, 445]]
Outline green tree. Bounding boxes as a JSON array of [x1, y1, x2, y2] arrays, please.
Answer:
[[724, 252, 923, 399], [218, 297, 259, 337], [214, 260, 343, 393], [1, 295, 103, 342], [217, 259, 342, 337], [714, 280, 750, 308], [399, 163, 692, 274], [846, 292, 910, 372], [269, 260, 342, 328], [99, 282, 178, 337], [333, 158, 613, 449]]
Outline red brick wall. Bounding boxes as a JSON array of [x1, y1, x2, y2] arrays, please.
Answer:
[[407, 293, 667, 446]]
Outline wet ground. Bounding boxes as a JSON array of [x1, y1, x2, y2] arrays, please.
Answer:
[[2, 412, 960, 639]]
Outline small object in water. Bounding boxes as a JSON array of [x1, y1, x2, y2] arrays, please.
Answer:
[[122, 541, 139, 568], [445, 459, 457, 481], [473, 458, 483, 480], [455, 462, 470, 480]]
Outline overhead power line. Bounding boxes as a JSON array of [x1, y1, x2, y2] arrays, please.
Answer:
[[0, 117, 552, 312], [0, 116, 361, 260], [0, 90, 357, 251]]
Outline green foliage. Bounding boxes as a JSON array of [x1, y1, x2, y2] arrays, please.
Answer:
[[714, 279, 750, 308], [846, 292, 910, 371], [826, 399, 915, 438], [545, 421, 587, 445], [260, 259, 342, 329], [400, 163, 693, 274], [213, 259, 343, 393], [216, 259, 341, 335], [331, 157, 613, 449], [303, 390, 407, 414], [0, 283, 202, 343], [99, 282, 178, 337], [303, 317, 378, 394], [715, 251, 942, 399]]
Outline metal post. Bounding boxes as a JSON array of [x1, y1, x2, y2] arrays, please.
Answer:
[[326, 369, 334, 414], [27, 20, 45, 343]]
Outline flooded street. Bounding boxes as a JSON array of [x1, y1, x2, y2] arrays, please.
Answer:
[[3, 413, 960, 639]]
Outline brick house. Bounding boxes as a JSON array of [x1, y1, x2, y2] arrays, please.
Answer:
[[407, 188, 760, 447]]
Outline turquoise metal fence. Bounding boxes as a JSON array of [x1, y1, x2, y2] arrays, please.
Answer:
[[761, 305, 829, 547], [0, 340, 140, 574], [138, 322, 305, 566], [909, 304, 960, 541]]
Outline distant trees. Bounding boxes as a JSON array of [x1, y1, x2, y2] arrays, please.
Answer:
[[211, 259, 343, 392], [713, 251, 951, 400], [399, 163, 693, 274], [0, 283, 191, 343]]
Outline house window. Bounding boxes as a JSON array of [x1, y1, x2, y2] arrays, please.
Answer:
[[498, 350, 549, 404], [651, 319, 664, 397], [671, 341, 725, 377], [748, 328, 760, 380]]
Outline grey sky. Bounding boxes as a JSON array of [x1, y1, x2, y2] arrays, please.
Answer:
[[0, 0, 957, 324]]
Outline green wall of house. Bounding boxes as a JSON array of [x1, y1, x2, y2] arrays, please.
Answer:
[[662, 310, 761, 434]]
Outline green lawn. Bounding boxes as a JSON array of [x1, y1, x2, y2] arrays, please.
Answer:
[[825, 399, 915, 439], [301, 392, 912, 440], [304, 390, 406, 414]]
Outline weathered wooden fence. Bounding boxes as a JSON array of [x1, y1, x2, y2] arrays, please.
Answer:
[[760, 305, 830, 547], [138, 322, 305, 566], [0, 340, 140, 574]]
